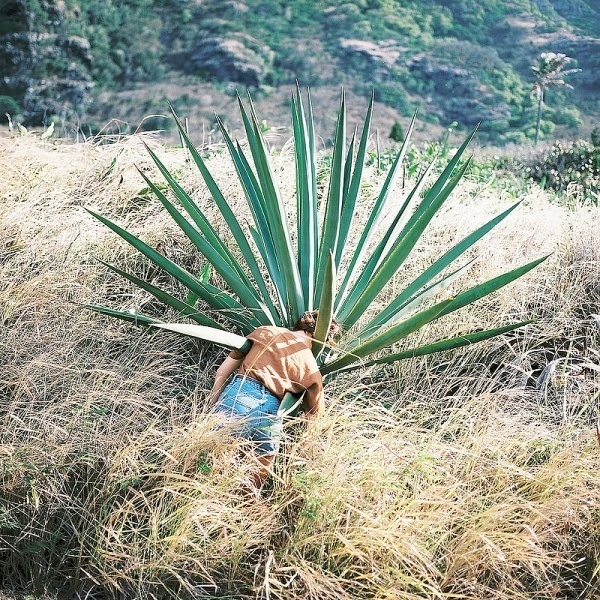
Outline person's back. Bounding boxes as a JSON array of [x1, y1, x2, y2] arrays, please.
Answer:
[[237, 325, 322, 407]]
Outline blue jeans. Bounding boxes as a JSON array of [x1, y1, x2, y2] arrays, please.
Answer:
[[215, 374, 283, 455]]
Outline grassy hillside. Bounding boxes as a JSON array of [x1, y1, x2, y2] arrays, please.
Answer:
[[1, 115, 600, 597]]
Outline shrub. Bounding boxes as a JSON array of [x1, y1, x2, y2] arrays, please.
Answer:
[[550, 106, 583, 128], [540, 120, 556, 136], [525, 140, 600, 202], [373, 81, 413, 116], [0, 95, 21, 121]]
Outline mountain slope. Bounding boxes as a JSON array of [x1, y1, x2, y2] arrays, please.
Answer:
[[0, 0, 598, 144]]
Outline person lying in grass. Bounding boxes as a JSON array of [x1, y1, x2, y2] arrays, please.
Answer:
[[209, 310, 340, 488]]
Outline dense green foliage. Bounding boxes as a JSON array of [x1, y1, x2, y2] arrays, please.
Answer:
[[3, 0, 597, 142], [62, 0, 164, 86], [0, 96, 20, 122], [526, 139, 600, 203], [64, 0, 566, 87]]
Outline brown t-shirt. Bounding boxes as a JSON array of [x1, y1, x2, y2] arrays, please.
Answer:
[[229, 326, 323, 409]]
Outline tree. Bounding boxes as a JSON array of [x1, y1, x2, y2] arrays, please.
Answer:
[[531, 52, 580, 145]]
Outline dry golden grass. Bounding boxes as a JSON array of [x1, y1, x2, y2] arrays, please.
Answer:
[[1, 131, 599, 599]]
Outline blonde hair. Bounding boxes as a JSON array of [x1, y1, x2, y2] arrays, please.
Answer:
[[292, 310, 341, 343]]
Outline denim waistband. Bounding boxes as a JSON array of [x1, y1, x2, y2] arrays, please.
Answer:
[[232, 373, 265, 390]]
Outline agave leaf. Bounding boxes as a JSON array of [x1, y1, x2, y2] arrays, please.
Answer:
[[240, 94, 286, 214], [373, 154, 436, 271], [435, 255, 550, 319], [323, 298, 455, 374], [85, 305, 162, 326], [185, 264, 211, 306], [169, 105, 279, 320], [97, 259, 223, 328], [334, 91, 374, 271], [335, 112, 418, 310], [313, 252, 336, 360], [237, 92, 259, 149], [305, 87, 318, 218], [231, 138, 280, 259], [336, 157, 436, 317], [84, 208, 259, 331], [357, 112, 416, 254], [292, 85, 318, 308], [374, 161, 437, 270], [343, 130, 356, 198], [135, 169, 267, 316], [333, 321, 534, 375], [249, 227, 288, 321], [142, 145, 242, 275], [151, 323, 252, 352], [232, 101, 304, 319], [359, 201, 523, 337], [218, 117, 304, 320], [352, 260, 475, 346], [221, 133, 291, 317], [315, 90, 346, 308], [341, 157, 472, 328], [333, 254, 548, 375], [278, 391, 305, 418], [417, 125, 479, 213]]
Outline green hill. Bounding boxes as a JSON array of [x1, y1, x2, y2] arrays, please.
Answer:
[[1, 0, 598, 144]]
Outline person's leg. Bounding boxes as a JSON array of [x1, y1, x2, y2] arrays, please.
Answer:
[[253, 453, 276, 488], [215, 376, 282, 490], [248, 385, 282, 488]]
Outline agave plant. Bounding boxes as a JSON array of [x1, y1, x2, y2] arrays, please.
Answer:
[[86, 87, 546, 382]]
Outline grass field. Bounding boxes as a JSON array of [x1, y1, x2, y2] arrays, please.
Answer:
[[1, 129, 599, 599]]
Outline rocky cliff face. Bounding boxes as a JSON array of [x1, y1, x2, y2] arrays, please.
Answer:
[[0, 0, 93, 125], [186, 34, 274, 88], [337, 38, 514, 129]]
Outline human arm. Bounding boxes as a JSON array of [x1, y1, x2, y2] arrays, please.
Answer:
[[301, 385, 324, 425], [208, 354, 244, 405]]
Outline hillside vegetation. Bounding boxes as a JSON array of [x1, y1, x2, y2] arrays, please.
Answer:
[[0, 0, 599, 145], [1, 111, 600, 597]]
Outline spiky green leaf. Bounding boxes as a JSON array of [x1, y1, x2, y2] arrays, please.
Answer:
[[323, 298, 455, 374], [97, 259, 223, 328], [358, 201, 523, 337], [169, 105, 279, 320], [84, 208, 258, 332], [313, 252, 336, 360], [335, 321, 534, 374], [151, 323, 252, 352], [292, 85, 318, 308], [85, 305, 162, 326]]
